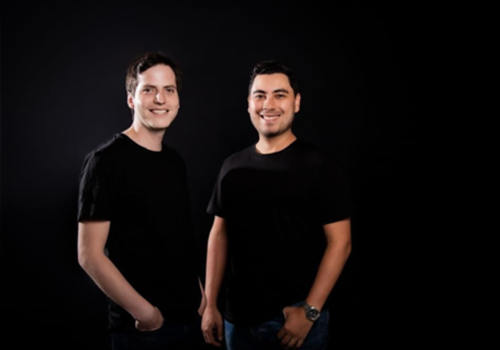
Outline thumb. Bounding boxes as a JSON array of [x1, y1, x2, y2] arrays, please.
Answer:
[[282, 307, 290, 320]]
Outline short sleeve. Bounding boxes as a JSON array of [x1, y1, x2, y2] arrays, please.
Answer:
[[207, 165, 226, 218], [316, 157, 352, 225], [77, 152, 116, 222]]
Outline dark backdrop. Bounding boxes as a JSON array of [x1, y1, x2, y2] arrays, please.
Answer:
[[1, 2, 427, 348]]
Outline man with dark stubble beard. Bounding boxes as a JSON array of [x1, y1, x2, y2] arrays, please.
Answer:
[[202, 60, 352, 350]]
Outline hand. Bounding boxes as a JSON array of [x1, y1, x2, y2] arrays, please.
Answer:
[[201, 305, 224, 347], [135, 306, 164, 332], [277, 306, 314, 349]]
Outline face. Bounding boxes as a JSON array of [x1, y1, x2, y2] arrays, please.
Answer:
[[127, 64, 180, 131], [248, 73, 300, 139]]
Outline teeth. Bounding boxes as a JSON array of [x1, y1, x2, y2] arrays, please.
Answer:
[[262, 116, 278, 120], [152, 110, 168, 114]]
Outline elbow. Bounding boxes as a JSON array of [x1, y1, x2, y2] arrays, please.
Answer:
[[345, 240, 352, 258], [78, 249, 97, 271], [78, 250, 89, 270], [334, 237, 352, 260]]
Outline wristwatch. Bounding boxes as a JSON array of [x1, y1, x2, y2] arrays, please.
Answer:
[[302, 302, 321, 322]]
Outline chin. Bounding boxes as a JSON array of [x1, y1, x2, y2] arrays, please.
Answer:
[[150, 119, 176, 131], [261, 131, 281, 138], [146, 123, 170, 132]]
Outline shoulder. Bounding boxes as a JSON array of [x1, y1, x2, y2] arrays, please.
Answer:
[[81, 134, 126, 170], [295, 138, 341, 168], [220, 145, 254, 170], [161, 144, 186, 166], [210, 145, 255, 182], [225, 144, 254, 164]]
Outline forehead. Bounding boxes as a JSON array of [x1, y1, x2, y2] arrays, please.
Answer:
[[251, 73, 292, 92], [137, 64, 176, 86]]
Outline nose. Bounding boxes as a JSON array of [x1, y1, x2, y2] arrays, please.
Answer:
[[155, 91, 166, 104], [262, 96, 275, 110]]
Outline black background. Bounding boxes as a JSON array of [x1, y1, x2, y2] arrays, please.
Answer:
[[1, 1, 429, 348]]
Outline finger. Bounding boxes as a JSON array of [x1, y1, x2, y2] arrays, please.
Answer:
[[135, 322, 147, 332], [295, 339, 304, 348], [280, 334, 292, 347], [203, 331, 213, 345], [203, 331, 210, 344], [138, 327, 153, 332], [288, 338, 300, 349], [203, 330, 221, 347], [277, 327, 286, 339], [208, 327, 222, 347], [217, 322, 224, 343], [284, 338, 297, 350]]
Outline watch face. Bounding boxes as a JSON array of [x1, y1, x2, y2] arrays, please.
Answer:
[[306, 308, 320, 321]]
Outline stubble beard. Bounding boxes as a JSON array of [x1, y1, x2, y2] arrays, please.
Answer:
[[258, 114, 294, 139]]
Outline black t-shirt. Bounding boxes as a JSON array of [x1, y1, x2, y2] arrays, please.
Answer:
[[78, 133, 200, 330], [208, 138, 351, 326]]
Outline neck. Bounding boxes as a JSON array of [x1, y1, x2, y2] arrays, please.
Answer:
[[123, 122, 165, 152], [255, 131, 297, 154]]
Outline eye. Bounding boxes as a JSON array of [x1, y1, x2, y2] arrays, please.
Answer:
[[276, 94, 285, 99], [254, 94, 264, 99], [143, 88, 153, 93], [166, 88, 176, 93]]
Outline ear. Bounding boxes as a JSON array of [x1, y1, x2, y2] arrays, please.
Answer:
[[294, 93, 301, 113], [127, 93, 134, 109]]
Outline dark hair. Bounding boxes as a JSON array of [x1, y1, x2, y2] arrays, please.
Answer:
[[126, 52, 182, 95], [248, 60, 299, 95]]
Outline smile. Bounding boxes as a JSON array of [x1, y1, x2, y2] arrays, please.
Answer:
[[260, 115, 279, 120], [151, 109, 169, 114]]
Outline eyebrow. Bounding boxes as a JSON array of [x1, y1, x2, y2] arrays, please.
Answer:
[[143, 84, 177, 89], [252, 88, 290, 94]]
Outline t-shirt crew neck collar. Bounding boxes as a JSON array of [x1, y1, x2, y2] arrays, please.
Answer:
[[118, 133, 164, 154], [252, 138, 300, 158]]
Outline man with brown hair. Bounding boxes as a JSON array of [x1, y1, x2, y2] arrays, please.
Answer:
[[78, 52, 205, 349]]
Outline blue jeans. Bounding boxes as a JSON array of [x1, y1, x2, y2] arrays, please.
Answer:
[[224, 308, 330, 350], [110, 318, 205, 350]]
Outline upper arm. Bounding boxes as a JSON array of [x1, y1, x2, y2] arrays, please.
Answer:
[[78, 220, 110, 266], [323, 218, 351, 248], [207, 162, 229, 218], [210, 216, 227, 240], [78, 152, 116, 222], [316, 156, 352, 225]]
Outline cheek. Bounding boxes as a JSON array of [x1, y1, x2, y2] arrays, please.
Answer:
[[135, 97, 147, 107], [287, 102, 296, 114], [172, 95, 180, 106], [248, 102, 261, 113]]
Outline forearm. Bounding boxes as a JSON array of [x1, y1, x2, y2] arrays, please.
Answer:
[[204, 218, 227, 308], [305, 242, 351, 309], [79, 252, 153, 321], [305, 219, 352, 310]]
